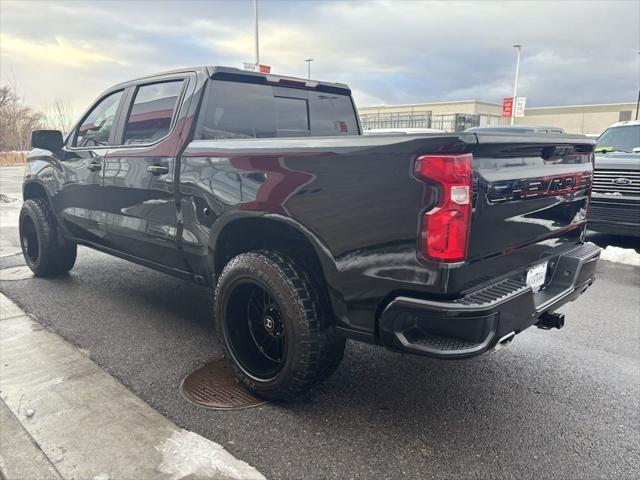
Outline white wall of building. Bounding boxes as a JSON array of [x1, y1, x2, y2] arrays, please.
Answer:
[[508, 103, 638, 135], [358, 101, 638, 135]]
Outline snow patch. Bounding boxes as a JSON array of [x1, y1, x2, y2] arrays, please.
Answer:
[[599, 246, 640, 267], [156, 429, 265, 480]]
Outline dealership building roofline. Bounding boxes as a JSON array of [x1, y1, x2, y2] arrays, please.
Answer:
[[360, 100, 637, 110], [528, 102, 637, 109], [360, 99, 501, 109], [357, 100, 638, 135]]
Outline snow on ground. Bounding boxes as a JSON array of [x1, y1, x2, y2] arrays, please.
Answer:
[[599, 246, 640, 267]]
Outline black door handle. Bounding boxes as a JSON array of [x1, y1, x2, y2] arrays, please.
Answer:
[[87, 161, 102, 172], [147, 165, 169, 175]]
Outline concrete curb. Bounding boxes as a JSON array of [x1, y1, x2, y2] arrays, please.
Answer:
[[0, 398, 63, 480], [0, 293, 265, 480]]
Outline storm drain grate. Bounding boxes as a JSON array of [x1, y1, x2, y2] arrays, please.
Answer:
[[180, 359, 267, 411]]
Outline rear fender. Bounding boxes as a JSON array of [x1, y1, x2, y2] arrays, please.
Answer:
[[208, 210, 348, 322]]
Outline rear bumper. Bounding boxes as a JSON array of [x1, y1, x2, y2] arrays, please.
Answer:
[[378, 242, 600, 359]]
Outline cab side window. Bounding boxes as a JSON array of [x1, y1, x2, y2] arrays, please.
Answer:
[[122, 80, 184, 145], [74, 90, 123, 147]]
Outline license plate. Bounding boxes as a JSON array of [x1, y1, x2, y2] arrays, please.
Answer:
[[526, 262, 548, 292]]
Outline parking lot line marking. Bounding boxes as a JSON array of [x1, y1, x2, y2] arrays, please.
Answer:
[[0, 293, 265, 480]]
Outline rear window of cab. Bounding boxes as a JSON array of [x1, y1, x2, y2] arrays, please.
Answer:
[[195, 80, 359, 140]]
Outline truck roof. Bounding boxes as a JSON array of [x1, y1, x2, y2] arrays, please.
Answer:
[[111, 65, 351, 95], [607, 120, 640, 129]]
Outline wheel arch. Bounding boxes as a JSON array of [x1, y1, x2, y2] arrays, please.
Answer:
[[211, 213, 345, 325], [22, 180, 71, 240], [23, 180, 50, 202]]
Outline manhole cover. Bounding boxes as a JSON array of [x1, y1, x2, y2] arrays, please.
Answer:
[[0, 266, 33, 281], [180, 359, 267, 411]]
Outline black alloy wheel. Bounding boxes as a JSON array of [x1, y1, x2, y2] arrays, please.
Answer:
[[225, 279, 287, 380], [214, 250, 346, 401], [19, 198, 77, 277], [20, 214, 40, 263]]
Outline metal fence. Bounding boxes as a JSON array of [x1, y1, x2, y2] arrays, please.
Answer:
[[359, 111, 483, 132], [359, 111, 432, 130], [431, 114, 481, 132]]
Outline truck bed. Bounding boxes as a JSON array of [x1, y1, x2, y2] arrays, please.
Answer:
[[180, 131, 595, 335]]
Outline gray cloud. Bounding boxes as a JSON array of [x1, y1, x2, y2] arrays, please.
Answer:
[[1, 0, 638, 115]]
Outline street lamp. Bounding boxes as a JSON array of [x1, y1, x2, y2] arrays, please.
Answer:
[[511, 44, 522, 126], [305, 58, 314, 80], [636, 52, 640, 120], [254, 0, 260, 67]]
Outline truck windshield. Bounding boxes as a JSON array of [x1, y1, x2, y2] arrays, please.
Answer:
[[596, 125, 640, 153], [195, 80, 359, 140]]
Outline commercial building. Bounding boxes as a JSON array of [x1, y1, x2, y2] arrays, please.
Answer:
[[358, 100, 638, 135]]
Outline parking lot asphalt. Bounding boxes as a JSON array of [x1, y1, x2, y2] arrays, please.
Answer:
[[1, 166, 639, 479]]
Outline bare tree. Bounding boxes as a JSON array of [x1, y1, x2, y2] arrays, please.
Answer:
[[0, 85, 18, 110], [46, 98, 74, 134], [0, 84, 45, 152]]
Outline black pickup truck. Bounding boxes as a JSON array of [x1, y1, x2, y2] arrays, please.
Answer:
[[22, 66, 600, 400]]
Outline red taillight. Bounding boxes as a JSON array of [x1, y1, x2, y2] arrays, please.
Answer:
[[414, 153, 473, 262]]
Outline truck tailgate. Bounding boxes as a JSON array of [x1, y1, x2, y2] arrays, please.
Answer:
[[468, 133, 594, 261]]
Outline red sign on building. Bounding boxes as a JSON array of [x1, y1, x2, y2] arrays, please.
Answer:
[[502, 97, 514, 117]]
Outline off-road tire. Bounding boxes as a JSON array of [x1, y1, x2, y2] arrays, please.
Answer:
[[19, 198, 76, 277], [214, 250, 345, 401], [315, 326, 346, 384]]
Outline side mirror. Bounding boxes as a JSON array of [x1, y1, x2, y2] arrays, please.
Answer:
[[31, 130, 64, 151]]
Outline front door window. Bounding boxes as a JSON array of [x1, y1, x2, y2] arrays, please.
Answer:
[[75, 90, 123, 147]]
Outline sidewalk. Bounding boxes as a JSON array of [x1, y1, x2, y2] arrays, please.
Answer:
[[0, 293, 265, 480], [0, 165, 23, 259]]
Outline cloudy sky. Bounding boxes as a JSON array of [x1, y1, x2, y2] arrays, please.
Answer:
[[1, 0, 638, 117]]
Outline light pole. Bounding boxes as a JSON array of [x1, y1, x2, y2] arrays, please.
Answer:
[[254, 0, 260, 67], [511, 44, 522, 126], [635, 51, 639, 120], [305, 58, 314, 80]]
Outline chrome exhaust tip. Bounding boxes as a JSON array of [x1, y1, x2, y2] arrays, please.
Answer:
[[491, 331, 516, 353]]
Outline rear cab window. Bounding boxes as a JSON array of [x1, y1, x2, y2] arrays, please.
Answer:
[[195, 79, 359, 140], [123, 80, 185, 145]]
